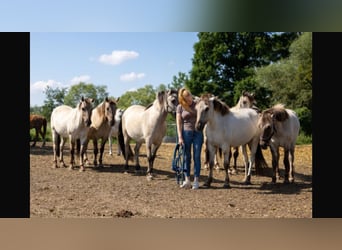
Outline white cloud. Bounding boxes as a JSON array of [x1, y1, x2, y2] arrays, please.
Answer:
[[120, 72, 146, 81], [98, 50, 139, 65], [70, 75, 91, 85], [30, 79, 64, 93]]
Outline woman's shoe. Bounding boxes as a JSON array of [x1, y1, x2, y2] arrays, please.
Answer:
[[180, 180, 191, 189]]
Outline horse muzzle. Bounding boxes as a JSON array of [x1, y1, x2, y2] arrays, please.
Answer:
[[195, 121, 205, 131], [85, 120, 92, 127]]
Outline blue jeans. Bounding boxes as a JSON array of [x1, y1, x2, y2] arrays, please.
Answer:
[[182, 130, 203, 178]]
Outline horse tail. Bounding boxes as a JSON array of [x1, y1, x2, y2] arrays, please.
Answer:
[[254, 143, 268, 175], [117, 119, 134, 161]]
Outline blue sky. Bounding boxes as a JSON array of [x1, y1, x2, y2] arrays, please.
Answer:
[[30, 32, 199, 106]]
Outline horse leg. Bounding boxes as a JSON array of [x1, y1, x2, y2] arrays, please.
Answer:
[[79, 139, 88, 172], [214, 147, 220, 170], [69, 140, 76, 170], [283, 149, 291, 184], [117, 136, 122, 155], [270, 146, 280, 183], [31, 128, 38, 147], [146, 143, 160, 180], [93, 139, 98, 167], [232, 147, 239, 174], [222, 150, 231, 188], [288, 146, 295, 183], [59, 137, 67, 168], [203, 144, 215, 188], [134, 142, 143, 173], [123, 136, 131, 173], [98, 138, 107, 167], [228, 147, 239, 174], [241, 144, 251, 184], [203, 144, 210, 170], [52, 132, 58, 168], [38, 128, 45, 147], [108, 136, 113, 155]]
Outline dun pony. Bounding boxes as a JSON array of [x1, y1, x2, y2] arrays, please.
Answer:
[[50, 96, 94, 171], [258, 103, 300, 183], [195, 94, 267, 188], [203, 91, 264, 174], [118, 89, 178, 180], [83, 97, 118, 167]]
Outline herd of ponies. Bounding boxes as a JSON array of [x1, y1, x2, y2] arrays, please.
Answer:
[[30, 89, 300, 187]]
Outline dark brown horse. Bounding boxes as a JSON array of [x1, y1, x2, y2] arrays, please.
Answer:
[[30, 114, 47, 147]]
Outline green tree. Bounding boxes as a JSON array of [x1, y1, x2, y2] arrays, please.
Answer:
[[254, 32, 312, 135], [118, 85, 156, 109], [168, 72, 189, 90], [40, 86, 67, 119], [188, 32, 300, 106], [64, 82, 108, 107]]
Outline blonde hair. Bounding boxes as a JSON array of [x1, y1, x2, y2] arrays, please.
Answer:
[[178, 87, 193, 112]]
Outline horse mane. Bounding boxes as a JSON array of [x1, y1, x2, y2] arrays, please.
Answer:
[[271, 103, 289, 121], [262, 103, 289, 123], [200, 93, 230, 115], [145, 103, 153, 110]]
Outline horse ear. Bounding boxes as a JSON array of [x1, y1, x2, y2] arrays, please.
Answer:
[[81, 96, 85, 101], [105, 97, 109, 102], [116, 97, 120, 103]]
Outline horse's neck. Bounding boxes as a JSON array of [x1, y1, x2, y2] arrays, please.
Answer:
[[206, 111, 220, 130], [91, 108, 105, 129], [149, 102, 168, 123], [68, 108, 86, 129]]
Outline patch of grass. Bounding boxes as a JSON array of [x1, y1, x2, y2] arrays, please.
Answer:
[[296, 132, 312, 145]]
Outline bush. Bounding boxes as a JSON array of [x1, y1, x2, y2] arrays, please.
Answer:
[[296, 132, 312, 145], [295, 107, 312, 136]]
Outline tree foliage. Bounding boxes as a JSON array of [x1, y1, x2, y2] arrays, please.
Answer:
[[64, 82, 108, 107], [254, 32, 312, 134], [188, 32, 301, 106]]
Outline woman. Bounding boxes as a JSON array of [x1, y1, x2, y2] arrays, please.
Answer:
[[176, 87, 203, 189]]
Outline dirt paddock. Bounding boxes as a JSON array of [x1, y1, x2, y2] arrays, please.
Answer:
[[30, 142, 312, 218]]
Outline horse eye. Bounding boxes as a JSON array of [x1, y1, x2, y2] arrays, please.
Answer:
[[82, 107, 86, 111], [205, 107, 209, 112]]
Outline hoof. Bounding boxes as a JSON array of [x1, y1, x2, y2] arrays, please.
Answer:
[[146, 174, 153, 181], [243, 176, 251, 185], [223, 183, 231, 189], [79, 167, 85, 172]]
